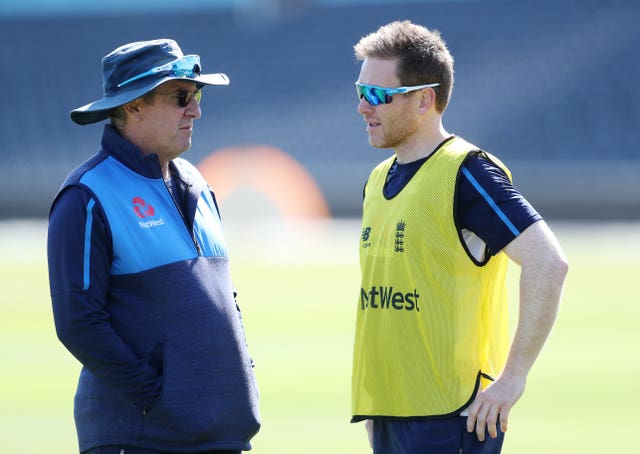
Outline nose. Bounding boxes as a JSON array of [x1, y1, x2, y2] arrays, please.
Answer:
[[185, 97, 201, 119], [358, 96, 374, 114]]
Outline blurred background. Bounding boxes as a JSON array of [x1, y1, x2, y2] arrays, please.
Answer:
[[1, 0, 639, 221], [1, 0, 639, 453]]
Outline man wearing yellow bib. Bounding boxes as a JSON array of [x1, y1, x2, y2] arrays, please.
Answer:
[[351, 21, 569, 453]]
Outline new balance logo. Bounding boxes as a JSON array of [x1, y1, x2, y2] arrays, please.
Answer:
[[361, 226, 372, 249]]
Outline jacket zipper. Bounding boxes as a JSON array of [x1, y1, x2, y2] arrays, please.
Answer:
[[165, 178, 201, 255]]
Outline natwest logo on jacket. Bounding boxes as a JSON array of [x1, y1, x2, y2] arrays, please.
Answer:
[[133, 196, 155, 218], [132, 196, 165, 228]]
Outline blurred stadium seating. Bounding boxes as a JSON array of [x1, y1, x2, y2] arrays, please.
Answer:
[[1, 0, 638, 219]]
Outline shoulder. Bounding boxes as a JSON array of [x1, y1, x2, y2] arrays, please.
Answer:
[[60, 151, 109, 189], [456, 152, 542, 256], [461, 152, 511, 184], [52, 153, 107, 219]]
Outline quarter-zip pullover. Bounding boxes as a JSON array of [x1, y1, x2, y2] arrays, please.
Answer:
[[47, 125, 260, 452]]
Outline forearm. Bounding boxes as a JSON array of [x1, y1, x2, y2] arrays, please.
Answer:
[[501, 255, 567, 381], [466, 220, 568, 440], [53, 290, 162, 409]]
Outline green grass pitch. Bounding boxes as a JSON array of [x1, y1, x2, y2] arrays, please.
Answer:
[[1, 219, 638, 453]]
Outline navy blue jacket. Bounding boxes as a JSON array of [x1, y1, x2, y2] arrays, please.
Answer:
[[47, 125, 260, 452]]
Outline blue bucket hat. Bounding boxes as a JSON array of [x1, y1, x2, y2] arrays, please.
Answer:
[[71, 39, 229, 125]]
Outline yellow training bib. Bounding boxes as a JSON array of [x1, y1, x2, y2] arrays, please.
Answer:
[[352, 137, 510, 419]]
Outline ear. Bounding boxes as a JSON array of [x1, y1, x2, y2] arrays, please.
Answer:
[[123, 99, 144, 122], [417, 88, 436, 114]]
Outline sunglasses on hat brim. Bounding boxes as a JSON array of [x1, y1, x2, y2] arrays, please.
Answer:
[[118, 55, 201, 88]]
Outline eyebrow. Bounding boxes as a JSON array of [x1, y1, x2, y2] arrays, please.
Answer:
[[158, 82, 197, 92]]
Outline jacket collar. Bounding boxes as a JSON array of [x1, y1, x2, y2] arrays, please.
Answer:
[[99, 124, 202, 199]]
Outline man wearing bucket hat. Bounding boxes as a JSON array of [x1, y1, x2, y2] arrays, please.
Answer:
[[47, 39, 260, 454]]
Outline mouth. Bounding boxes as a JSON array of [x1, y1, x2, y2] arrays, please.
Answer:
[[366, 120, 381, 132]]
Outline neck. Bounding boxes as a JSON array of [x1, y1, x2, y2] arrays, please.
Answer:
[[158, 159, 172, 181], [118, 123, 174, 180], [394, 120, 450, 164]]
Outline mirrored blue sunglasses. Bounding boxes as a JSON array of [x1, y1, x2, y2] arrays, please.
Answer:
[[355, 82, 440, 106], [118, 55, 201, 88]]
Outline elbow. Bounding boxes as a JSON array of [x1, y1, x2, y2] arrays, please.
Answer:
[[554, 252, 570, 281], [544, 251, 569, 290], [54, 318, 76, 349], [53, 308, 86, 353]]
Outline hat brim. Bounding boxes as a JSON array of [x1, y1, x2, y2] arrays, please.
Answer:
[[70, 73, 229, 125]]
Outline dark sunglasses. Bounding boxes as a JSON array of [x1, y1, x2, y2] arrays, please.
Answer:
[[152, 87, 202, 108], [355, 82, 440, 106]]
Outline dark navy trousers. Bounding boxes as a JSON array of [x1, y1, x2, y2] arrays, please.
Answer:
[[84, 447, 241, 454], [372, 417, 505, 454]]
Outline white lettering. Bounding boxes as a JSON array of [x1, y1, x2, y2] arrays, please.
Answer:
[[138, 218, 165, 229]]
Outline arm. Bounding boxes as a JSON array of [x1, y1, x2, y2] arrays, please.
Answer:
[[466, 220, 569, 440], [48, 186, 162, 410]]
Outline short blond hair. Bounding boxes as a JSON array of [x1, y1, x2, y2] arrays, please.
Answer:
[[354, 20, 454, 113]]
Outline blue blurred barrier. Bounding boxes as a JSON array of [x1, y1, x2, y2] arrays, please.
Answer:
[[1, 0, 638, 219]]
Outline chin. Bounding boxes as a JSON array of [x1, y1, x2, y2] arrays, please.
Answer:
[[368, 135, 381, 147], [369, 138, 389, 149]]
